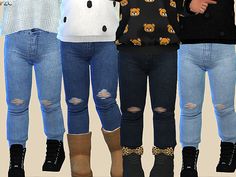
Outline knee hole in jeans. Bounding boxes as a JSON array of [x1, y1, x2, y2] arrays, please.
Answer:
[[154, 107, 167, 113], [41, 100, 52, 107], [69, 97, 83, 105], [97, 89, 111, 100], [127, 107, 141, 113], [185, 103, 197, 110], [11, 99, 24, 106], [215, 104, 225, 111]]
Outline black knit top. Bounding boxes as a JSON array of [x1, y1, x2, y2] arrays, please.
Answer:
[[180, 0, 236, 44], [115, 0, 184, 54]]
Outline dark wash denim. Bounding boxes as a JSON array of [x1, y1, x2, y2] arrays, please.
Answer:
[[60, 42, 121, 134], [118, 50, 178, 148], [5, 29, 65, 147]]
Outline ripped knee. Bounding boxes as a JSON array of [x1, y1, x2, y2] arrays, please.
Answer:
[[127, 107, 141, 113], [154, 107, 167, 113], [68, 97, 83, 105], [11, 99, 24, 106], [215, 104, 225, 111], [41, 100, 52, 107], [184, 103, 197, 110], [97, 89, 111, 100]]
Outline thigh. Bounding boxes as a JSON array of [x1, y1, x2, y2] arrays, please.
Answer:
[[118, 52, 147, 113], [178, 44, 206, 111], [91, 42, 119, 100], [208, 44, 236, 107], [35, 33, 62, 103], [60, 41, 90, 105], [149, 50, 178, 112], [4, 33, 32, 106]]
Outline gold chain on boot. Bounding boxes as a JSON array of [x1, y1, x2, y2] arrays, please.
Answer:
[[122, 146, 144, 156], [152, 146, 174, 156]]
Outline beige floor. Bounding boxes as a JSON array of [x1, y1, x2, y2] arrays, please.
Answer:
[[0, 4, 236, 177]]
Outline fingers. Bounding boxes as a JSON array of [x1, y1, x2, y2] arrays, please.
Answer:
[[203, 0, 217, 4]]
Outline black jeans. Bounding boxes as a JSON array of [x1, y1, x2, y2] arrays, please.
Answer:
[[118, 49, 177, 148]]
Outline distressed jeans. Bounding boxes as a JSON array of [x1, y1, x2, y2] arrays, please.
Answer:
[[118, 49, 178, 148], [179, 44, 236, 148], [60, 42, 121, 134], [4, 29, 65, 147]]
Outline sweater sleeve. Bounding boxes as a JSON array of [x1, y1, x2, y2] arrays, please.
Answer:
[[183, 0, 196, 15]]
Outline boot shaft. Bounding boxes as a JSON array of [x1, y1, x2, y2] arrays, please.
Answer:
[[9, 145, 26, 170], [182, 147, 199, 171]]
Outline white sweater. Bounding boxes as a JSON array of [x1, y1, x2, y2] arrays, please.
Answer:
[[0, 0, 61, 35], [57, 0, 120, 42]]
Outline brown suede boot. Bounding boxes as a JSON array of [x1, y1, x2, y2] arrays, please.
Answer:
[[67, 133, 93, 177], [102, 128, 123, 177]]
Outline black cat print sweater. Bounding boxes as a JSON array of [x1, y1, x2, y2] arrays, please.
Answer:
[[114, 0, 184, 54]]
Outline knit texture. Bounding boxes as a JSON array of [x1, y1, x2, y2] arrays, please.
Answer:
[[0, 0, 61, 35]]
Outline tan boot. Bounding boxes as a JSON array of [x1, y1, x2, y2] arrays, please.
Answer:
[[67, 133, 93, 177], [102, 128, 123, 177]]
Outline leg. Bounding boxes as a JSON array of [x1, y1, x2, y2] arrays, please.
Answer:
[[35, 32, 65, 141], [179, 44, 206, 148], [35, 31, 65, 172], [149, 49, 177, 177], [208, 44, 236, 143], [91, 42, 121, 131], [61, 42, 90, 134], [91, 42, 122, 177], [149, 50, 177, 149], [5, 31, 32, 177], [208, 44, 236, 173], [5, 32, 32, 147], [119, 51, 148, 177], [178, 44, 206, 177], [118, 52, 147, 148], [61, 41, 93, 177]]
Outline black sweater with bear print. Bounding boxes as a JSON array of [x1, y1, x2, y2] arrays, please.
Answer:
[[180, 0, 236, 44], [114, 0, 184, 54]]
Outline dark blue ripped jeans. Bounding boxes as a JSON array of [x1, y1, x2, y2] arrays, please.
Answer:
[[60, 42, 121, 134], [118, 49, 178, 148]]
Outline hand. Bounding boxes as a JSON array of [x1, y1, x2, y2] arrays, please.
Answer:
[[190, 0, 217, 14], [0, 1, 4, 6]]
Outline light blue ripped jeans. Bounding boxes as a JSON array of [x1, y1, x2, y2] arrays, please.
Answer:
[[4, 29, 65, 147], [178, 44, 236, 148]]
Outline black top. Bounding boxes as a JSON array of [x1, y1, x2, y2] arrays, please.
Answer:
[[180, 0, 236, 44], [115, 0, 184, 54]]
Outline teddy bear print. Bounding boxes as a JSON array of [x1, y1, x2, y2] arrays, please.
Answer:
[[115, 40, 122, 45], [130, 8, 140, 16], [159, 37, 170, 45], [123, 24, 129, 33], [120, 0, 128, 7], [130, 38, 142, 46], [145, 0, 155, 2], [159, 8, 167, 17], [144, 24, 156, 33], [167, 24, 175, 34], [170, 0, 176, 8]]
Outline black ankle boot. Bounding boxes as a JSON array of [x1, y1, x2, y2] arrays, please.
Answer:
[[122, 147, 145, 177], [181, 147, 199, 177], [150, 147, 174, 177], [216, 142, 236, 173], [42, 140, 65, 172], [8, 144, 26, 177]]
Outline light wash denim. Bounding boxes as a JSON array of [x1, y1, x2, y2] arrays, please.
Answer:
[[178, 44, 236, 148], [4, 29, 65, 147]]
